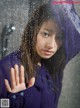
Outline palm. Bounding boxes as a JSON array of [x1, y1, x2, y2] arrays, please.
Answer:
[[11, 83, 26, 93], [4, 65, 35, 93]]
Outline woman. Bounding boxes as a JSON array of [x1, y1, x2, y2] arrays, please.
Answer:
[[0, 1, 80, 108]]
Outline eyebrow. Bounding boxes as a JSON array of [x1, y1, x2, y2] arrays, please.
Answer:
[[44, 28, 56, 33]]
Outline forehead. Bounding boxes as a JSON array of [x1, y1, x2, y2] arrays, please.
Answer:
[[40, 19, 60, 33]]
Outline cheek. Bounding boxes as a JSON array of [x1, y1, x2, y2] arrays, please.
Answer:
[[36, 39, 41, 52], [36, 40, 44, 52], [36, 36, 45, 49]]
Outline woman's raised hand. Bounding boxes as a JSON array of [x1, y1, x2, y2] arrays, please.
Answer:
[[4, 64, 35, 93]]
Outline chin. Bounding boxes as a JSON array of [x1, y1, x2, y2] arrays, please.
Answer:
[[41, 55, 53, 59]]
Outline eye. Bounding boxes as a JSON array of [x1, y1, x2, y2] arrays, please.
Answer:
[[56, 34, 63, 41], [42, 32, 49, 38]]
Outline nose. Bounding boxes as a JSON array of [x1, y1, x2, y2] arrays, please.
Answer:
[[46, 35, 56, 49]]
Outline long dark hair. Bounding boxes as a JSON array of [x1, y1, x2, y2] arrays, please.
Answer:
[[20, 3, 66, 84]]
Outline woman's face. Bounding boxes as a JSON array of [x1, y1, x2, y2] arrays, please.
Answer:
[[36, 19, 62, 59]]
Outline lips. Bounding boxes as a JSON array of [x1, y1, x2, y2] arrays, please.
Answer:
[[42, 50, 53, 55]]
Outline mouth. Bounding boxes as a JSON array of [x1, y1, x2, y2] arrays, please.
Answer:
[[42, 50, 54, 56]]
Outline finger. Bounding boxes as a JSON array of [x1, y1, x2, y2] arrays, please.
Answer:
[[28, 77, 35, 88], [10, 68, 16, 89], [20, 65, 25, 83], [14, 64, 19, 85], [4, 79, 12, 92]]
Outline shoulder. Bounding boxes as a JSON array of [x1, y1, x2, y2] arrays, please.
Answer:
[[0, 50, 21, 79], [0, 50, 21, 66]]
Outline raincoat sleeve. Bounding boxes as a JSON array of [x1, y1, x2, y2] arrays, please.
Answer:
[[7, 86, 41, 108], [62, 2, 80, 63], [52, 0, 80, 63]]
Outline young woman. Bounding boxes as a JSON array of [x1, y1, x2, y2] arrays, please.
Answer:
[[0, 1, 80, 108]]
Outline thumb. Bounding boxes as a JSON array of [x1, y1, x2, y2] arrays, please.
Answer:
[[28, 77, 35, 88]]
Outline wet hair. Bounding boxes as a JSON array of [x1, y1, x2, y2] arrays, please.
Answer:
[[20, 3, 66, 85]]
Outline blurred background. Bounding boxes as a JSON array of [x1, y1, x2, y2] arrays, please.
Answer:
[[0, 0, 49, 59], [0, 0, 80, 108]]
